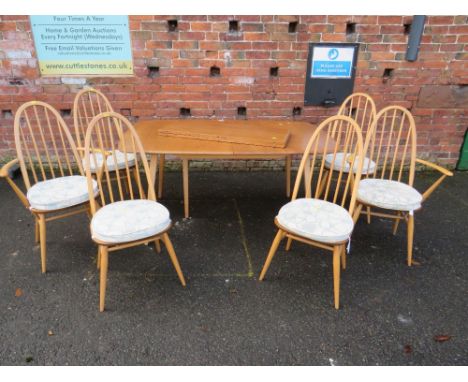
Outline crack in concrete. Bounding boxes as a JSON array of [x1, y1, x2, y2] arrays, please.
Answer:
[[233, 198, 254, 278]]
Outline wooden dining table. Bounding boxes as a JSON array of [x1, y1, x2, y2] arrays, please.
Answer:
[[129, 119, 324, 218]]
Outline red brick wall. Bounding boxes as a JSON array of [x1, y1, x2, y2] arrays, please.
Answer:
[[1, 15, 467, 167]]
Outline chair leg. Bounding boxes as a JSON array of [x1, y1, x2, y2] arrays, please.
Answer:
[[99, 245, 109, 312], [122, 172, 129, 195], [316, 169, 330, 198], [154, 238, 161, 254], [332, 245, 342, 309], [86, 206, 93, 220], [34, 218, 40, 244], [162, 233, 186, 286], [392, 212, 401, 235], [285, 237, 293, 251], [259, 229, 284, 281], [38, 214, 47, 274], [341, 244, 346, 270], [94, 199, 101, 212], [352, 203, 363, 224], [96, 246, 101, 269], [366, 206, 371, 224], [407, 213, 414, 266]]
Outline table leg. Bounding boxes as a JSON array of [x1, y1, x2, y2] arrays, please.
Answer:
[[149, 154, 158, 197], [285, 155, 291, 198], [182, 158, 189, 218], [158, 154, 165, 199]]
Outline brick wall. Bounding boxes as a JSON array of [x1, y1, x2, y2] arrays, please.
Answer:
[[1, 15, 467, 167]]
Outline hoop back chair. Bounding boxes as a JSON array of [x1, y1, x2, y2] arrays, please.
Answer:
[[339, 93, 376, 136], [73, 87, 138, 176], [259, 115, 364, 309], [354, 105, 453, 266], [73, 87, 113, 149], [4, 101, 98, 273], [325, 92, 377, 175], [84, 111, 186, 312]]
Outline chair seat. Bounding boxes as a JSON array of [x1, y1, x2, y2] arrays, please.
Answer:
[[324, 153, 376, 174], [84, 150, 136, 173], [357, 178, 422, 211], [277, 198, 354, 244], [91, 199, 171, 244], [27, 175, 98, 211]]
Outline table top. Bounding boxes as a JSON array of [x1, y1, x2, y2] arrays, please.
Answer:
[[130, 119, 323, 157], [158, 121, 292, 149]]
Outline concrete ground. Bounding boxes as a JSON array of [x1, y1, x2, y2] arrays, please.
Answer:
[[0, 169, 467, 365]]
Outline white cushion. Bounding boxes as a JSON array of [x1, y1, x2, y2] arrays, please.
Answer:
[[324, 153, 376, 174], [357, 178, 422, 211], [84, 150, 136, 173], [91, 199, 171, 244], [27, 175, 98, 211], [277, 198, 354, 244]]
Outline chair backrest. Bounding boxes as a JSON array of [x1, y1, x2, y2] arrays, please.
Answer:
[[14, 101, 83, 190], [291, 115, 364, 214], [84, 112, 155, 215], [73, 87, 113, 148], [338, 92, 376, 138], [364, 105, 417, 185]]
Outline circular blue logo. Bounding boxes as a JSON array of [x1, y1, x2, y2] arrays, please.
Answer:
[[328, 48, 339, 60]]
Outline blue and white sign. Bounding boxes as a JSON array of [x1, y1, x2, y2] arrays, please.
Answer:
[[311, 46, 355, 79]]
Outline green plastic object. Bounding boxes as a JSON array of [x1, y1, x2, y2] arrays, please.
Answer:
[[457, 129, 468, 170]]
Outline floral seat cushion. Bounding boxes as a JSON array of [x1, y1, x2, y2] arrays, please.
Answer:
[[84, 150, 136, 173], [324, 153, 376, 174], [357, 178, 422, 211], [91, 199, 171, 244], [27, 175, 98, 211], [277, 198, 354, 244]]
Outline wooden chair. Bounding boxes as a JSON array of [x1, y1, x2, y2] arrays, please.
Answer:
[[321, 93, 377, 222], [353, 105, 454, 266], [73, 87, 113, 149], [0, 101, 98, 273], [325, 92, 377, 175], [259, 115, 364, 309], [339, 93, 376, 134], [73, 87, 137, 177], [84, 111, 186, 312]]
